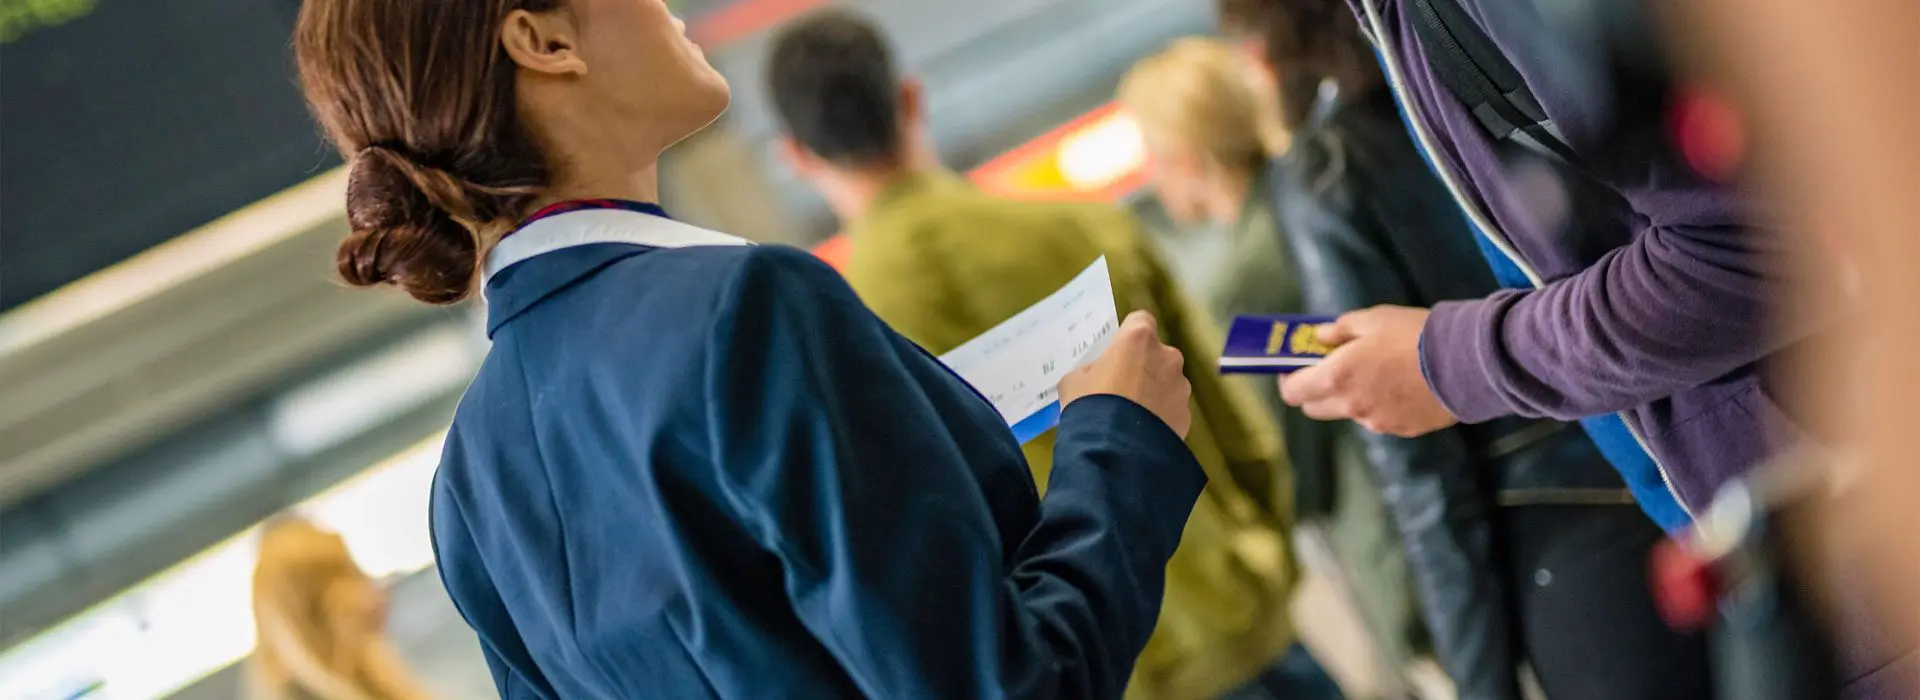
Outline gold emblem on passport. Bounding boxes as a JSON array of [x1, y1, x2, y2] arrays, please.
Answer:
[[1267, 321, 1331, 356]]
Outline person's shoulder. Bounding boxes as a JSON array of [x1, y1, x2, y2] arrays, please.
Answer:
[[1046, 197, 1136, 224], [489, 243, 837, 395], [937, 194, 1138, 252], [707, 244, 865, 319], [1037, 199, 1149, 255], [986, 193, 1130, 228], [852, 191, 1043, 270], [872, 187, 1017, 240], [891, 185, 1116, 233], [858, 188, 1124, 285], [726, 243, 848, 287]]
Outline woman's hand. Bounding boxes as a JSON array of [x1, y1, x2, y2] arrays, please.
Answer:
[[1059, 311, 1192, 437]]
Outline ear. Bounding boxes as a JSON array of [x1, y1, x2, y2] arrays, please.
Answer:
[[775, 135, 822, 177], [896, 76, 926, 128], [501, 8, 589, 77]]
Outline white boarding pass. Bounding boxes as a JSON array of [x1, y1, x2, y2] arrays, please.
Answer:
[[938, 257, 1119, 442]]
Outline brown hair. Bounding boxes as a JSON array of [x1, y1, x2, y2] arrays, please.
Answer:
[[1216, 0, 1383, 128], [294, 0, 563, 304]]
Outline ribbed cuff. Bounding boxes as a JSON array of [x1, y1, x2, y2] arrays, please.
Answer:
[[1420, 297, 1512, 424]]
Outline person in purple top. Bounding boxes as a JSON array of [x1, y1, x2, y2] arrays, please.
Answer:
[[1276, 0, 1802, 533], [1273, 1, 1917, 697]]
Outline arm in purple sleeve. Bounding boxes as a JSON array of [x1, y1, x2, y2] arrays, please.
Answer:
[[1418, 219, 1795, 423], [1395, 0, 1808, 423]]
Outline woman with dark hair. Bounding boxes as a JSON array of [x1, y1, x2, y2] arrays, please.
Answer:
[[291, 1, 1204, 697], [1209, 2, 1715, 699]]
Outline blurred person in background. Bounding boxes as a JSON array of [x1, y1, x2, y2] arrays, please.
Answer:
[[1125, 32, 1709, 700], [293, 0, 1212, 697], [1660, 1, 1920, 695], [250, 517, 432, 700], [765, 10, 1335, 700], [1115, 38, 1426, 699]]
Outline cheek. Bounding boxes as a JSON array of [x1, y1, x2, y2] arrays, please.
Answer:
[[588, 1, 678, 71]]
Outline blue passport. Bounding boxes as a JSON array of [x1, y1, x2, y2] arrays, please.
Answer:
[[1220, 314, 1338, 374]]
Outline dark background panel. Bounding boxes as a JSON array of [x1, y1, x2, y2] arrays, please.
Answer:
[[0, 0, 331, 311], [0, 0, 771, 312]]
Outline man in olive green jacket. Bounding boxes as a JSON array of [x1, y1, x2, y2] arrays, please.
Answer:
[[765, 12, 1331, 700]]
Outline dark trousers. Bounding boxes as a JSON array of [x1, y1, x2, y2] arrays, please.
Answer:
[[1499, 505, 1713, 700]]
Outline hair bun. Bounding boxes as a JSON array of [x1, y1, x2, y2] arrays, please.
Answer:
[[339, 145, 481, 305]]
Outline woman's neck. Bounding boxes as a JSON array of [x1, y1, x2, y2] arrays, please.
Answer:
[[532, 161, 663, 213], [519, 100, 671, 216]]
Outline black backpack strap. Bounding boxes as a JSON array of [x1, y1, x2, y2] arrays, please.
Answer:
[[1405, 0, 1581, 165]]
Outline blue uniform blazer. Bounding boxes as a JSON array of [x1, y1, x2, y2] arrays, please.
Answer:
[[429, 207, 1207, 699]]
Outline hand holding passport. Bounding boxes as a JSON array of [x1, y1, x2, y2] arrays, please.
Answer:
[[1230, 306, 1461, 438]]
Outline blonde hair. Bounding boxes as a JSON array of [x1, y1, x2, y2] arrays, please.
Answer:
[[249, 517, 431, 700], [1119, 37, 1290, 176]]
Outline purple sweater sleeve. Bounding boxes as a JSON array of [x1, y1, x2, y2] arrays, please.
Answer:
[[1420, 219, 1782, 423], [1378, 0, 1809, 424]]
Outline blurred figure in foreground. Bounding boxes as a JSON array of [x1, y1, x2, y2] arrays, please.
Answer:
[[1125, 33, 1709, 700], [250, 517, 431, 700], [1663, 0, 1920, 695], [767, 10, 1333, 700]]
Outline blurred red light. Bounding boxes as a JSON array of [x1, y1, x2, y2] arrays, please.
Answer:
[[1670, 86, 1748, 181]]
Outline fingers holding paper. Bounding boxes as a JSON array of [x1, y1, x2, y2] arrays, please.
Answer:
[[1279, 305, 1459, 437], [1061, 311, 1192, 438]]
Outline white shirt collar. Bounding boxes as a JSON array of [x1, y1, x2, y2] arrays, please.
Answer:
[[483, 209, 751, 285]]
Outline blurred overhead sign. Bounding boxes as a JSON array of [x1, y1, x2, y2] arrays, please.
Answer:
[[0, 0, 322, 311]]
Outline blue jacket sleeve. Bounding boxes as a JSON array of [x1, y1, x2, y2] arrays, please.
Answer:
[[702, 247, 1207, 700]]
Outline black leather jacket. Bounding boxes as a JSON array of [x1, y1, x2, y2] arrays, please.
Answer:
[[1268, 87, 1631, 700]]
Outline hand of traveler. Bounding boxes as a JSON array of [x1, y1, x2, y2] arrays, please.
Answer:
[[1060, 311, 1192, 438], [1280, 305, 1459, 437]]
